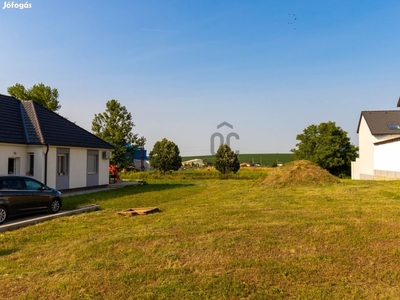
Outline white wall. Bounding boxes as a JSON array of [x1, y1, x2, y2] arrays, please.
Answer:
[[352, 117, 374, 179], [375, 141, 400, 172], [0, 143, 111, 189], [98, 150, 110, 185], [27, 145, 46, 183], [47, 147, 111, 189], [352, 114, 400, 180], [53, 147, 110, 189], [31, 146, 43, 180], [356, 117, 375, 178], [0, 143, 28, 175], [46, 147, 57, 188], [69, 148, 88, 189], [66, 147, 111, 188]]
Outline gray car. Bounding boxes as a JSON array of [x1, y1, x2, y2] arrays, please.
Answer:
[[0, 175, 62, 224]]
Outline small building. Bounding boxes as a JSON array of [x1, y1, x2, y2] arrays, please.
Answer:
[[125, 146, 151, 170], [182, 159, 204, 168], [352, 110, 400, 180], [0, 94, 113, 190]]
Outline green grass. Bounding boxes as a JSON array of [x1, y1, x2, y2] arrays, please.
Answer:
[[182, 153, 293, 166], [121, 168, 270, 181], [2, 177, 400, 299]]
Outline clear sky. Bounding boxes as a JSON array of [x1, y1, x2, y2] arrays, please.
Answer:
[[1, 0, 400, 156]]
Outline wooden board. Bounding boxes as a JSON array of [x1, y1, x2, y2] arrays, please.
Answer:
[[117, 207, 159, 216]]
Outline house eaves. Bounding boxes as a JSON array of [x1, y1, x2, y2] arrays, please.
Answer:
[[374, 137, 400, 146]]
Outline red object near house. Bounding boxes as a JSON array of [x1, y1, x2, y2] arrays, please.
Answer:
[[109, 164, 120, 181]]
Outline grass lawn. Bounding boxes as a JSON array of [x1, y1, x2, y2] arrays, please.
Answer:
[[2, 175, 400, 299]]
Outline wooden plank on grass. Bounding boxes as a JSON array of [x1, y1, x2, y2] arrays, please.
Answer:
[[117, 207, 159, 216]]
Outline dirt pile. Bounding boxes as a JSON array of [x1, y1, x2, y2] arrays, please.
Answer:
[[260, 160, 340, 187]]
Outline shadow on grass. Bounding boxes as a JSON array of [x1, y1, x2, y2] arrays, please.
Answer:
[[63, 183, 194, 210], [0, 248, 19, 256]]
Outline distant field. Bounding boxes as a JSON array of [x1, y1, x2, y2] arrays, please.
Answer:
[[182, 153, 293, 166]]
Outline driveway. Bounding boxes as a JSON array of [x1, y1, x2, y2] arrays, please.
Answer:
[[0, 181, 141, 233]]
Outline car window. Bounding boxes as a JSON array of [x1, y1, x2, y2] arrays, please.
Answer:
[[2, 178, 25, 190], [24, 178, 43, 191]]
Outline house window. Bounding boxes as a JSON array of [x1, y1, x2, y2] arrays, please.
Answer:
[[87, 154, 98, 174], [57, 154, 69, 175], [388, 124, 400, 130], [8, 158, 15, 174], [27, 153, 34, 176], [8, 158, 19, 174]]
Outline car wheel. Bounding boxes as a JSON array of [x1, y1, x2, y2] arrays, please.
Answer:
[[0, 206, 7, 224], [48, 199, 61, 214]]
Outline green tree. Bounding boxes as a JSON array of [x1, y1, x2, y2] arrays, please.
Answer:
[[92, 99, 141, 170], [214, 144, 240, 175], [149, 138, 182, 173], [7, 82, 61, 111], [291, 121, 358, 177]]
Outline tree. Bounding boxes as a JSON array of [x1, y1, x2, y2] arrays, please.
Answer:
[[7, 83, 61, 111], [214, 144, 240, 175], [92, 99, 141, 170], [291, 121, 358, 177], [149, 138, 182, 173]]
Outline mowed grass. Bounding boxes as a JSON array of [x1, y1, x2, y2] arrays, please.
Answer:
[[121, 168, 270, 181], [2, 178, 400, 299]]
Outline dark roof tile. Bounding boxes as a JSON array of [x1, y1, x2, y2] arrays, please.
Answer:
[[0, 94, 27, 144], [357, 110, 400, 135], [0, 94, 113, 149]]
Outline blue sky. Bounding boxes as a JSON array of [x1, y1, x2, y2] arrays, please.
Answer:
[[1, 0, 400, 156]]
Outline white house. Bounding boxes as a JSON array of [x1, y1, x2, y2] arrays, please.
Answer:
[[351, 110, 400, 180], [0, 94, 113, 190]]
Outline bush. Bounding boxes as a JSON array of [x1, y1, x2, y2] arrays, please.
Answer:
[[214, 144, 240, 175]]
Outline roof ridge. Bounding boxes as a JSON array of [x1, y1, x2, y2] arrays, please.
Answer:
[[362, 110, 400, 112], [20, 101, 45, 144], [19, 102, 30, 143]]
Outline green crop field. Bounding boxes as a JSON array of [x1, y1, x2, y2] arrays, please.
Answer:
[[182, 153, 293, 166]]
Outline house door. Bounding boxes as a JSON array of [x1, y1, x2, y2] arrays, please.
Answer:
[[86, 150, 99, 186], [56, 149, 70, 190]]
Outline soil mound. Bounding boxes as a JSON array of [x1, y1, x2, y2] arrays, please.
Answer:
[[260, 160, 339, 187]]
